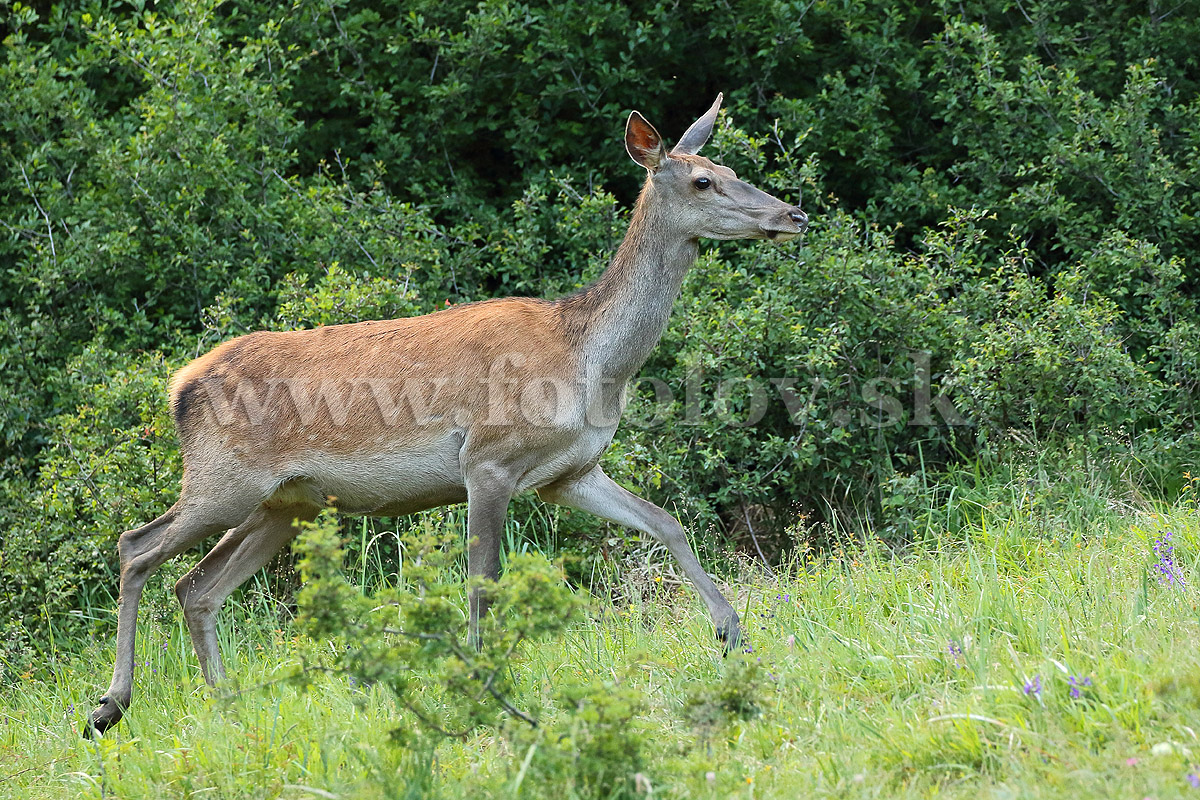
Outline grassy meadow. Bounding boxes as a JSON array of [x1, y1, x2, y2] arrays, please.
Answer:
[[2, 474, 1199, 799]]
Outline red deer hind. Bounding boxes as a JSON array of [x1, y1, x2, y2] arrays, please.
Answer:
[[89, 94, 808, 733]]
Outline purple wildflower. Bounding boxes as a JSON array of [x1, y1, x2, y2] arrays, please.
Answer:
[[1153, 531, 1185, 588], [1068, 675, 1093, 699], [948, 640, 964, 668], [1188, 773, 1200, 789], [1023, 674, 1042, 698]]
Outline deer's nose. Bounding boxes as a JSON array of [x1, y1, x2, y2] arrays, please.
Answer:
[[789, 209, 809, 231]]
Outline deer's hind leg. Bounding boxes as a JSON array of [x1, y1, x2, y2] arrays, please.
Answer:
[[174, 504, 318, 686], [90, 497, 251, 735]]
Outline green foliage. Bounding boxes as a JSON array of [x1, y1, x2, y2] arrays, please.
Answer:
[[509, 676, 650, 799], [275, 262, 423, 330], [0, 345, 177, 676], [948, 257, 1159, 438], [681, 654, 764, 731], [0, 0, 453, 468], [293, 511, 582, 739]]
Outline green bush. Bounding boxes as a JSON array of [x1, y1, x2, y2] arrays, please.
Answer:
[[293, 511, 582, 735], [948, 258, 1159, 439], [0, 345, 177, 675], [291, 511, 585, 793], [511, 677, 650, 800]]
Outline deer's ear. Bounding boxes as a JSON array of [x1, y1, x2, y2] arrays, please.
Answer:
[[671, 93, 723, 156], [625, 112, 667, 171]]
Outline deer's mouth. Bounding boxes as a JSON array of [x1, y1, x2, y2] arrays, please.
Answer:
[[761, 228, 801, 242]]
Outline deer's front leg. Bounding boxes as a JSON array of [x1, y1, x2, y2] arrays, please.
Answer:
[[538, 465, 741, 649], [464, 465, 515, 649]]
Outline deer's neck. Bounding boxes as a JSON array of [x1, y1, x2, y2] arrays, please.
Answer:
[[561, 181, 696, 381]]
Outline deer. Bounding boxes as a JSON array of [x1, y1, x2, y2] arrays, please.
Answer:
[[88, 94, 808, 734]]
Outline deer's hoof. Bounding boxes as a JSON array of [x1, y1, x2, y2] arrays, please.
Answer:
[[716, 616, 743, 656], [85, 696, 124, 738]]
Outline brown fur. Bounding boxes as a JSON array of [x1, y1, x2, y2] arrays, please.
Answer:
[[170, 298, 574, 461]]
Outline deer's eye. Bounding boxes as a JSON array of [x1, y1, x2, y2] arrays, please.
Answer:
[[693, 176, 712, 190]]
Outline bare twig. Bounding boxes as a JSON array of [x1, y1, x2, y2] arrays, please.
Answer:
[[18, 163, 56, 263], [0, 754, 70, 783], [740, 500, 774, 572]]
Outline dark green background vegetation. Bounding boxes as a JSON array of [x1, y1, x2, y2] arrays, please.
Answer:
[[1, 0, 1197, 674]]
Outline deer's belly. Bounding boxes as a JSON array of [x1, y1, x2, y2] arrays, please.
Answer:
[[514, 423, 617, 493], [261, 422, 617, 514], [267, 435, 466, 515]]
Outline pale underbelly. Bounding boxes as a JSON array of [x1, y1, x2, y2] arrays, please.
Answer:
[[259, 424, 617, 515], [264, 445, 465, 515]]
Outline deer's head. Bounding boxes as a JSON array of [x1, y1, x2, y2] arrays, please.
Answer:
[[625, 94, 808, 242]]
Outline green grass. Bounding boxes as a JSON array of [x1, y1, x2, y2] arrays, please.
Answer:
[[2, 497, 1199, 799]]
